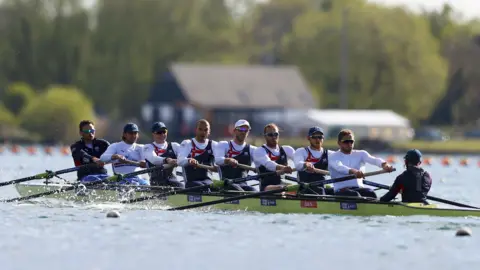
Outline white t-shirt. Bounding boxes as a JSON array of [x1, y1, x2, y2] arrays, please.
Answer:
[[328, 150, 385, 191], [143, 141, 181, 166], [213, 140, 257, 166], [253, 144, 295, 171], [99, 141, 146, 177]]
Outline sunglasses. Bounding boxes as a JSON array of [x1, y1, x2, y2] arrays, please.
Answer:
[[342, 140, 354, 144], [310, 135, 324, 140], [154, 130, 167, 135], [82, 129, 95, 134], [236, 127, 250, 132], [265, 132, 279, 137]]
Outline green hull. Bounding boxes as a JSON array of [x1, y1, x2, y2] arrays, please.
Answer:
[[14, 183, 480, 217]]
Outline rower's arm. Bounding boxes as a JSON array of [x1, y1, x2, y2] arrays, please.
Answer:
[[329, 159, 352, 175], [99, 143, 118, 162], [253, 147, 278, 171], [360, 150, 385, 167], [293, 147, 308, 171], [143, 145, 165, 165], [177, 140, 192, 167], [379, 175, 403, 202], [172, 142, 181, 158], [70, 143, 95, 163], [213, 141, 228, 166]]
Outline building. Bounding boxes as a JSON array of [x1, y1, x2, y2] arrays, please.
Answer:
[[142, 63, 316, 139], [283, 109, 414, 142]]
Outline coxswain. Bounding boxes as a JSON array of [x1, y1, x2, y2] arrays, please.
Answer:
[[253, 123, 295, 191], [294, 126, 335, 195], [379, 149, 432, 203], [177, 119, 218, 189], [143, 122, 184, 188], [214, 119, 257, 192], [70, 120, 110, 182], [328, 129, 393, 198], [99, 123, 149, 185]]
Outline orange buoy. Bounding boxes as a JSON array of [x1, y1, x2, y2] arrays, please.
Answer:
[[10, 145, 20, 154], [60, 146, 70, 156], [44, 146, 53, 155], [459, 158, 469, 166], [26, 146, 37, 155], [423, 157, 432, 166], [441, 156, 450, 166], [386, 155, 397, 164]]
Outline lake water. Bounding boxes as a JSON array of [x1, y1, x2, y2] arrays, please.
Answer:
[[1, 150, 480, 270]]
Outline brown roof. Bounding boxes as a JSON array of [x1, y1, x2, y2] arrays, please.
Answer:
[[170, 63, 316, 109]]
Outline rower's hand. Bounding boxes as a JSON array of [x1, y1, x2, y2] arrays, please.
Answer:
[[92, 157, 105, 167], [382, 163, 394, 172], [225, 158, 238, 167], [165, 158, 177, 166], [304, 162, 315, 173], [111, 154, 125, 161], [349, 169, 365, 179], [282, 166, 294, 174], [139, 161, 147, 168], [188, 158, 199, 167]]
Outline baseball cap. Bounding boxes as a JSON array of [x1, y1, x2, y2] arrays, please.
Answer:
[[308, 126, 324, 136], [151, 122, 167, 132], [404, 149, 422, 163], [234, 119, 250, 129], [123, 123, 139, 133]]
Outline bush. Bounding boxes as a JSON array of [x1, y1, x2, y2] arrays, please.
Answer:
[[0, 102, 16, 126], [19, 85, 96, 143], [2, 82, 36, 115]]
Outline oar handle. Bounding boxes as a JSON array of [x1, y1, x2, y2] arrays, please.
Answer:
[[196, 163, 218, 172], [236, 164, 256, 171]]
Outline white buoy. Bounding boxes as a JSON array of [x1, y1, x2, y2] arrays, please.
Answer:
[[456, 227, 472, 237], [106, 210, 121, 218]]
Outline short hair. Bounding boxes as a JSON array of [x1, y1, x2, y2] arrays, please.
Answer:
[[196, 119, 210, 128], [263, 123, 279, 133], [337, 129, 353, 141], [79, 120, 94, 131]]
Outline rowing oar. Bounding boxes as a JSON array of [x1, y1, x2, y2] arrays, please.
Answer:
[[1, 165, 169, 203], [166, 168, 394, 211], [0, 162, 112, 187], [122, 169, 283, 204], [363, 180, 480, 210]]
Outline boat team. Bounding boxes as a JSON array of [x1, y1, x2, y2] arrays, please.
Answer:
[[70, 119, 433, 204]]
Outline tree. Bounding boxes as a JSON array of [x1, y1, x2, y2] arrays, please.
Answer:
[[280, 0, 448, 123], [19, 85, 95, 143]]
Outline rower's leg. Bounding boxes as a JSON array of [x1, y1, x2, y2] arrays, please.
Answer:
[[355, 188, 377, 198], [80, 174, 109, 182], [335, 188, 361, 197], [227, 183, 245, 191], [185, 181, 205, 188], [238, 184, 257, 192], [324, 187, 335, 195], [167, 178, 185, 189]]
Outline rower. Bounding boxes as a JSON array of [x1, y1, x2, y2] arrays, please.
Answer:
[[328, 129, 393, 198], [177, 119, 218, 190], [294, 126, 335, 195], [253, 123, 295, 191], [379, 149, 432, 204], [70, 120, 110, 182], [214, 119, 257, 192], [99, 123, 149, 185], [143, 122, 184, 188]]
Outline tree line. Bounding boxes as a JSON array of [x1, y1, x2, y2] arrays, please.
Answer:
[[1, 0, 480, 143]]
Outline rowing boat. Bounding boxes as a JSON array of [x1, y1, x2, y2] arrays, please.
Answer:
[[13, 182, 480, 217]]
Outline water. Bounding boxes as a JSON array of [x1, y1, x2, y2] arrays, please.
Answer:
[[1, 151, 480, 270]]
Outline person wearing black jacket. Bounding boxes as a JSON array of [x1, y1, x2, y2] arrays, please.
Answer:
[[379, 149, 432, 204], [70, 120, 110, 181]]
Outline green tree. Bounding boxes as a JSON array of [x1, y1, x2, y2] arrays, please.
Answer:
[[280, 0, 448, 123], [2, 82, 36, 115], [19, 85, 95, 143]]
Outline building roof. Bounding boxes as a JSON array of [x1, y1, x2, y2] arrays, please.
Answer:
[[304, 109, 411, 127], [170, 63, 315, 109]]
